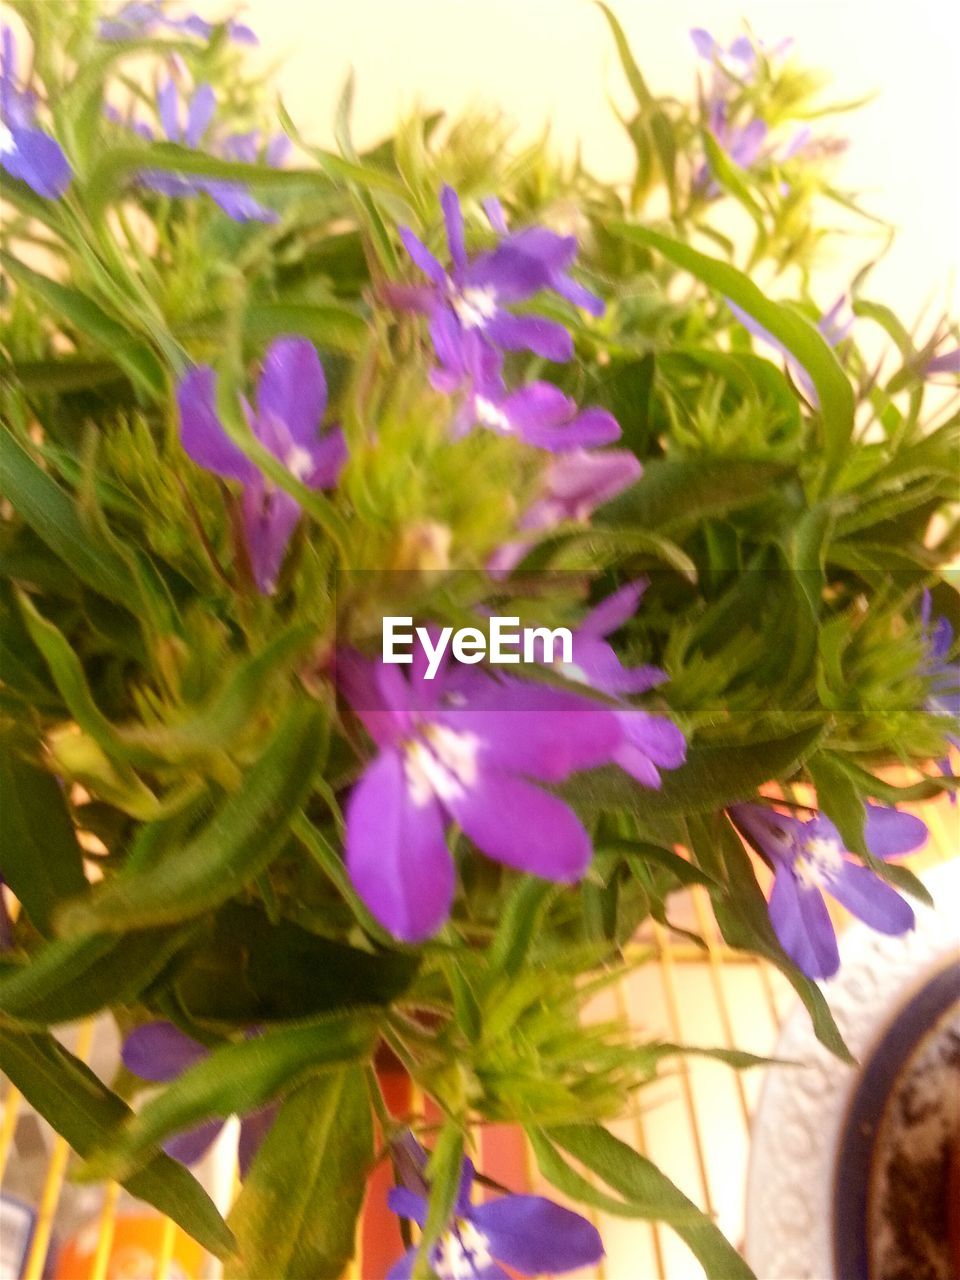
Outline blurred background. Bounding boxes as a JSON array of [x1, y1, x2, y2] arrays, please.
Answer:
[[242, 0, 960, 325]]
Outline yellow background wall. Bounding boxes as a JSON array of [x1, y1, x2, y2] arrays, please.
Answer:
[[243, 0, 959, 324]]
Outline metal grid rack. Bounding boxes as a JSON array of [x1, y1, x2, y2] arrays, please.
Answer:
[[2, 797, 955, 1280]]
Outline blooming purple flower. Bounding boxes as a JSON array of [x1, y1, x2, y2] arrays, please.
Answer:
[[481, 196, 605, 318], [134, 78, 278, 222], [550, 581, 687, 789], [0, 27, 71, 199], [122, 1022, 274, 1173], [488, 448, 641, 576], [725, 295, 853, 407], [177, 337, 346, 593], [925, 348, 960, 376], [339, 647, 624, 941], [397, 185, 581, 374], [431, 313, 619, 452], [98, 2, 257, 44], [728, 803, 927, 979], [387, 1134, 604, 1280]]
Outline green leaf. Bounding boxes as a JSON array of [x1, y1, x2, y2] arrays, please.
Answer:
[[609, 223, 856, 486], [57, 702, 326, 934], [0, 730, 86, 936], [548, 1123, 755, 1280], [0, 1029, 235, 1258], [596, 3, 654, 108], [0, 252, 165, 397], [486, 878, 557, 979], [562, 725, 824, 818], [226, 1068, 373, 1280], [598, 458, 790, 531], [599, 839, 719, 888], [416, 1124, 465, 1278], [0, 926, 194, 1026], [1, 428, 140, 606], [83, 1011, 375, 1181], [181, 303, 367, 355], [174, 903, 419, 1022]]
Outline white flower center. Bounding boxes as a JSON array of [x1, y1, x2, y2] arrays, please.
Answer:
[[474, 395, 512, 433], [0, 122, 16, 155], [795, 835, 844, 890], [403, 724, 479, 807], [285, 444, 313, 482], [557, 660, 589, 685], [452, 285, 497, 329], [432, 1221, 493, 1280]]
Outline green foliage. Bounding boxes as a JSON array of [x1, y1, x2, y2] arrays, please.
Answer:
[[1, 4, 957, 1276]]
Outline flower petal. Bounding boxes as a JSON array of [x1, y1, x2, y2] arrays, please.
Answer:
[[827, 862, 915, 936], [386, 1250, 416, 1280], [345, 750, 455, 941], [485, 312, 573, 362], [257, 337, 327, 450], [184, 83, 216, 148], [399, 226, 446, 284], [617, 709, 687, 767], [163, 1120, 224, 1166], [205, 182, 278, 223], [2, 126, 71, 198], [122, 1021, 209, 1082], [440, 185, 467, 273], [471, 1195, 604, 1274], [437, 679, 620, 780], [446, 769, 592, 881], [238, 1105, 277, 1178], [305, 425, 347, 488], [768, 870, 839, 979], [177, 365, 256, 482], [522, 406, 621, 451], [581, 581, 647, 638], [863, 805, 929, 859], [241, 480, 301, 594], [157, 78, 180, 142], [387, 1187, 427, 1226]]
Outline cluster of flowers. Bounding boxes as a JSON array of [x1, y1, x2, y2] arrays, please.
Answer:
[[691, 26, 810, 194]]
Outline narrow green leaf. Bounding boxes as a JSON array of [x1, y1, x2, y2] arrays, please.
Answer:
[[598, 458, 790, 531], [226, 1068, 373, 1280], [84, 1011, 375, 1180], [486, 878, 557, 979], [0, 926, 193, 1026], [0, 252, 165, 397], [609, 223, 856, 485], [549, 1123, 755, 1279], [0, 730, 86, 936], [0, 1029, 235, 1258], [1, 428, 139, 605], [57, 702, 325, 934]]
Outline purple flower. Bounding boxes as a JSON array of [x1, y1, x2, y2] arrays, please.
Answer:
[[690, 28, 759, 79], [432, 315, 619, 452], [339, 648, 624, 941], [729, 803, 927, 979], [690, 28, 793, 77], [397, 185, 579, 373], [123, 1022, 274, 1173], [555, 581, 687, 789], [387, 1135, 603, 1280], [693, 100, 768, 195], [725, 295, 853, 407], [138, 78, 277, 222], [920, 589, 960, 788], [98, 2, 257, 44], [482, 196, 604, 318], [177, 337, 346, 593], [0, 27, 71, 199], [489, 448, 641, 576], [925, 348, 960, 376]]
